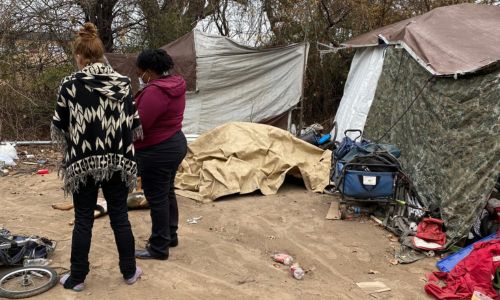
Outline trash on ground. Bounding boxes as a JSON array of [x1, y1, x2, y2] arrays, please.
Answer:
[[0, 143, 18, 166], [370, 215, 383, 225], [325, 200, 341, 220], [412, 218, 446, 251], [356, 281, 391, 294], [52, 202, 74, 211], [271, 253, 294, 266], [368, 270, 380, 274], [425, 239, 500, 299], [127, 192, 149, 209], [290, 263, 305, 280], [187, 216, 203, 224], [26, 154, 35, 159], [37, 169, 49, 175], [436, 233, 499, 272], [23, 258, 52, 267], [471, 290, 494, 300]]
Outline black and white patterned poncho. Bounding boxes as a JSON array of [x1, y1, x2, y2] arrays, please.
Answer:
[[51, 63, 142, 195]]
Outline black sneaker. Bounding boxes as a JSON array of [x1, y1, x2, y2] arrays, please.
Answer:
[[135, 249, 168, 260]]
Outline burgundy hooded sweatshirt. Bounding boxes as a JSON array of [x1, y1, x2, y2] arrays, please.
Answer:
[[134, 75, 186, 150]]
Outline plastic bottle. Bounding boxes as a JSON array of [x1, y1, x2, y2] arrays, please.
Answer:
[[290, 263, 305, 280], [23, 258, 51, 267], [271, 253, 294, 266]]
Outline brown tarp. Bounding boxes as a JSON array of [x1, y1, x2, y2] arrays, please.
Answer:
[[105, 31, 196, 93], [175, 122, 331, 202], [342, 4, 500, 76]]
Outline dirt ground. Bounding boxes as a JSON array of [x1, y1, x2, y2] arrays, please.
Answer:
[[0, 152, 437, 299]]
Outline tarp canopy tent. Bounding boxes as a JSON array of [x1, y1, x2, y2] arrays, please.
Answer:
[[106, 30, 309, 134], [333, 3, 500, 244]]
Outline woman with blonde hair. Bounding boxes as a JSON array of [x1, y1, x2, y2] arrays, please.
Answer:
[[51, 23, 142, 291]]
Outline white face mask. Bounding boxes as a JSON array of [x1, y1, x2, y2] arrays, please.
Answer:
[[138, 77, 145, 90], [138, 71, 147, 90]]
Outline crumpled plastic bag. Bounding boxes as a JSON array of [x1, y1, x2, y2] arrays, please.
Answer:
[[0, 143, 18, 166]]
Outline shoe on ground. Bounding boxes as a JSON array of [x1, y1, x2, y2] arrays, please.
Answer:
[[125, 266, 143, 285], [135, 249, 168, 260], [59, 273, 85, 292]]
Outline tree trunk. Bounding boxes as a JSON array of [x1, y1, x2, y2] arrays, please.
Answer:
[[76, 0, 118, 52]]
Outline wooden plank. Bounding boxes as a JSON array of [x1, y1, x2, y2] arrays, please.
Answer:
[[356, 282, 391, 294], [326, 200, 341, 220]]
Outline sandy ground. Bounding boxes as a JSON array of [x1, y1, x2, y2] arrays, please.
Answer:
[[0, 170, 437, 299]]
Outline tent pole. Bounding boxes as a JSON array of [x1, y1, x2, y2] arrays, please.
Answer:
[[298, 42, 309, 136]]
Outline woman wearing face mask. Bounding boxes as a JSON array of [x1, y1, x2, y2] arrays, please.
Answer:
[[51, 23, 143, 291], [134, 49, 187, 260]]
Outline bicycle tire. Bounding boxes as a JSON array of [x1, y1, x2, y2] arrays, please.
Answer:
[[0, 266, 58, 299]]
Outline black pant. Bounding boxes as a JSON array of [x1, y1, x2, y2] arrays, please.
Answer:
[[136, 131, 187, 257], [71, 172, 136, 282]]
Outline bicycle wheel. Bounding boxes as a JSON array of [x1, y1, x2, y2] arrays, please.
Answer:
[[0, 266, 58, 299]]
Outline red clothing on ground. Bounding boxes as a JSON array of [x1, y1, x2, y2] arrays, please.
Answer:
[[134, 75, 186, 150], [416, 217, 446, 246], [425, 239, 500, 300]]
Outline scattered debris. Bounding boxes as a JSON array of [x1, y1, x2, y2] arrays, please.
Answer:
[[326, 200, 341, 220], [267, 235, 277, 240], [0, 143, 18, 166], [370, 215, 383, 225], [271, 253, 294, 266], [187, 216, 203, 224], [389, 258, 399, 265], [368, 270, 380, 274], [471, 291, 494, 300], [26, 154, 35, 159], [127, 192, 149, 209], [290, 263, 305, 280], [356, 281, 391, 294], [52, 203, 74, 211], [37, 169, 49, 175], [37, 159, 47, 165], [236, 277, 256, 285]]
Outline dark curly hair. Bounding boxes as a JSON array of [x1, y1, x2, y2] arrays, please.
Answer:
[[136, 49, 174, 75]]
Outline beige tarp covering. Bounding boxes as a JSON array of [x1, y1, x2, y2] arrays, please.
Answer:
[[342, 4, 500, 76], [175, 122, 331, 202]]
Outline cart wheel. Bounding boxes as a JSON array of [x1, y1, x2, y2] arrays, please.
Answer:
[[340, 204, 348, 220], [0, 266, 58, 299]]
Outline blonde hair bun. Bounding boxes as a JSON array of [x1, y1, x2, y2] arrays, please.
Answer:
[[78, 22, 98, 40]]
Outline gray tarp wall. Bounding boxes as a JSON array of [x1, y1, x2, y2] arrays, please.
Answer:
[[364, 47, 500, 243]]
